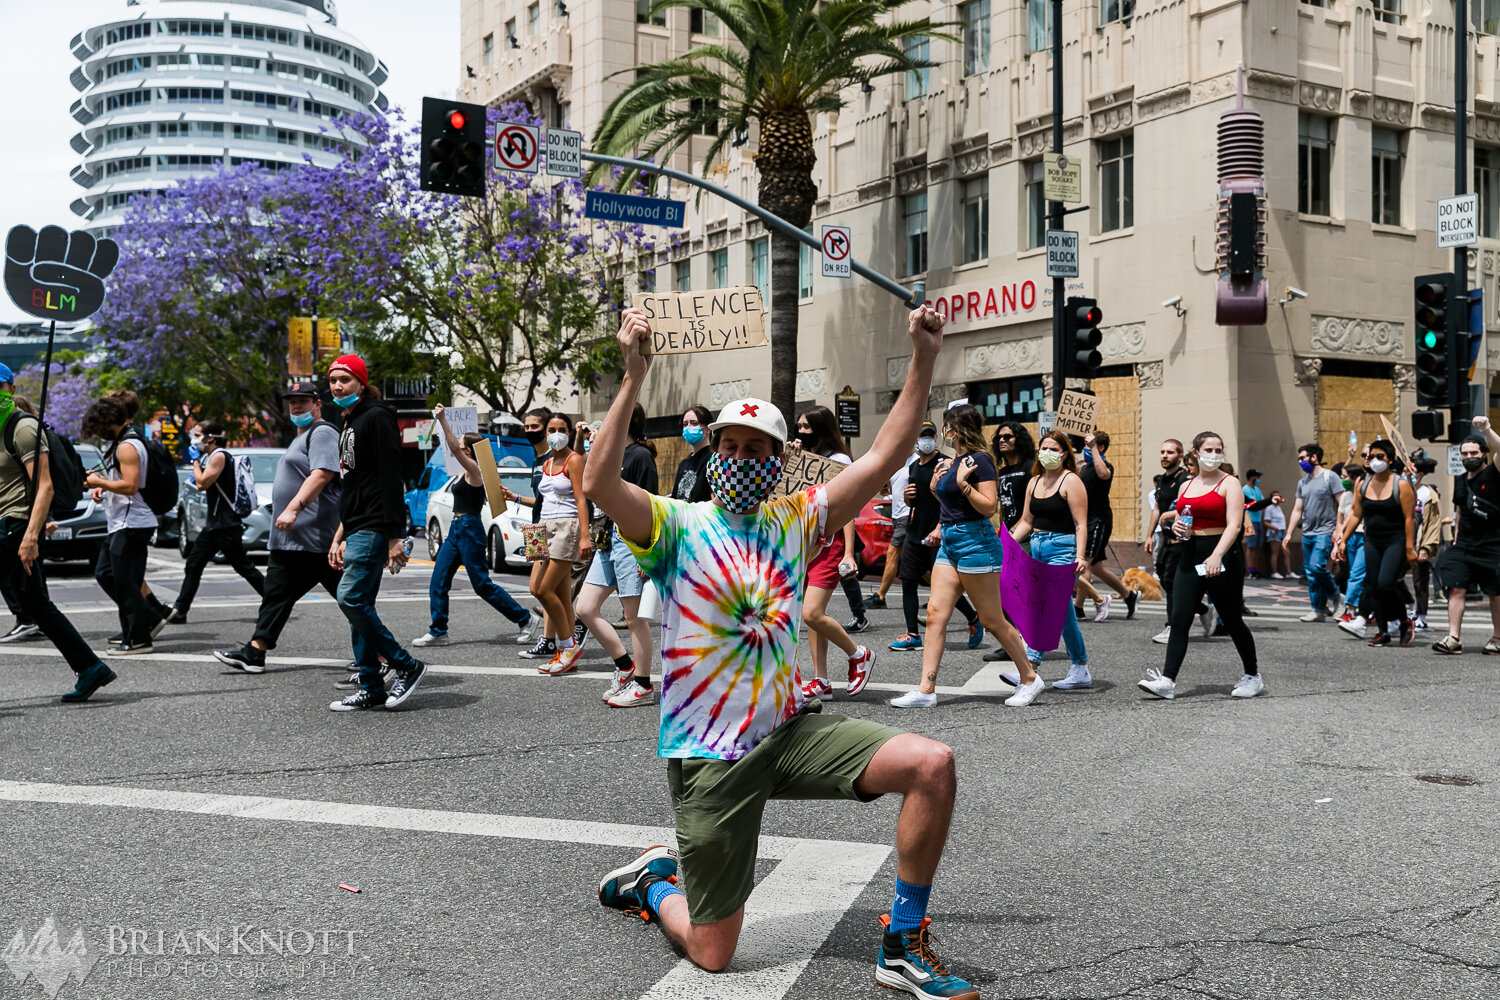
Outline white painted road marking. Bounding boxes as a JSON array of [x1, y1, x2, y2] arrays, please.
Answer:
[[0, 780, 890, 1000]]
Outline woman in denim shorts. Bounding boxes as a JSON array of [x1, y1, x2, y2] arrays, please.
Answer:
[[889, 404, 1039, 709]]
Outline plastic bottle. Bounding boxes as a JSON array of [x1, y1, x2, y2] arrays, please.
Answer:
[[1348, 430, 1358, 452], [1178, 505, 1193, 534], [390, 536, 414, 575]]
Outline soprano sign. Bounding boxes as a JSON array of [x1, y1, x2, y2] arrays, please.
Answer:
[[925, 277, 1043, 331]]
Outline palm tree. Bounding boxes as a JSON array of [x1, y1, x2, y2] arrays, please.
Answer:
[[591, 0, 945, 420]]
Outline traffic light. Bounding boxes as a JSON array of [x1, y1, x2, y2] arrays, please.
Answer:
[[1062, 296, 1103, 380], [1413, 273, 1460, 408], [420, 96, 487, 197]]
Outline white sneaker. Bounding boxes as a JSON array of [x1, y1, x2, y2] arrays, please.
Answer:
[[606, 679, 657, 707], [1051, 664, 1093, 690], [1413, 615, 1428, 631], [1270, 573, 1286, 580], [1137, 668, 1176, 700], [1092, 596, 1112, 623], [1151, 627, 1172, 645], [1230, 673, 1265, 699], [996, 668, 1021, 688], [888, 689, 937, 708], [603, 670, 631, 702], [1198, 608, 1214, 637], [1338, 616, 1367, 639], [515, 614, 538, 645], [1298, 610, 1327, 623], [411, 631, 450, 647], [1004, 676, 1044, 707]]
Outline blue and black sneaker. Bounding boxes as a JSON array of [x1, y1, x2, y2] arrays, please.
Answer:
[[875, 914, 979, 999], [598, 846, 679, 921], [966, 622, 984, 650]]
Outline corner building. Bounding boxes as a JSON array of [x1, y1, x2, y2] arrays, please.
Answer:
[[462, 0, 1500, 541], [69, 0, 389, 232]]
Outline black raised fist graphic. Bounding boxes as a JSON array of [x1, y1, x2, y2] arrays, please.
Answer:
[[4, 224, 119, 322]]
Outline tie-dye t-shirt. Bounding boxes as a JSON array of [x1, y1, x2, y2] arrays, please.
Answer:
[[624, 487, 829, 761]]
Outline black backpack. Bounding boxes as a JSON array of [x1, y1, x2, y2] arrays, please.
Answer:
[[119, 430, 180, 516], [3, 412, 86, 522]]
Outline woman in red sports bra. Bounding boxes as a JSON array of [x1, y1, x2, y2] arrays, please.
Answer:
[[1137, 430, 1262, 701]]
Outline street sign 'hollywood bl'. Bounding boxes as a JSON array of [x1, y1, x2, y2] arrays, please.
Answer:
[[585, 190, 687, 228], [4, 225, 118, 321]]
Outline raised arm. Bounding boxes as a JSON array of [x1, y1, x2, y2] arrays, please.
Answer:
[[825, 306, 944, 530], [582, 309, 655, 547], [1474, 416, 1500, 469], [433, 404, 483, 486]]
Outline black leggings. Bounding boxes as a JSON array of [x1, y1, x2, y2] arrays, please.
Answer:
[[1164, 536, 1256, 679], [1362, 530, 1410, 631]]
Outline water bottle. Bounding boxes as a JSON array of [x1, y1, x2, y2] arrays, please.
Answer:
[[1348, 430, 1358, 452], [1178, 505, 1193, 538], [390, 536, 414, 575]]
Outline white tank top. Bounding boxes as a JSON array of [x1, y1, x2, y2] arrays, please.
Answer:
[[538, 456, 577, 519]]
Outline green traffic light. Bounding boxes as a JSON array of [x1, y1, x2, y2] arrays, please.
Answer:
[[1422, 330, 1438, 349]]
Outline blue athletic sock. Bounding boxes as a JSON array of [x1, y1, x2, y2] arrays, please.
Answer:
[[889, 877, 931, 933], [644, 877, 683, 916]]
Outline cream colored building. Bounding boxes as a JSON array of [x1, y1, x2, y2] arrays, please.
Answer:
[[460, 0, 1500, 541]]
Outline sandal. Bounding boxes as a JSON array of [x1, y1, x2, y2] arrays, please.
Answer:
[[1485, 638, 1500, 656], [1431, 635, 1463, 655]]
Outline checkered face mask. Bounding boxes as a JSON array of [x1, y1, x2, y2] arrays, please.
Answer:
[[707, 453, 784, 513]]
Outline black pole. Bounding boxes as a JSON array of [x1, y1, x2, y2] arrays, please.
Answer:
[[1453, 0, 1471, 443], [1050, 0, 1065, 408], [36, 320, 56, 428]]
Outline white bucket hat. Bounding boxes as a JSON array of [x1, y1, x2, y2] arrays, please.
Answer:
[[708, 397, 787, 444]]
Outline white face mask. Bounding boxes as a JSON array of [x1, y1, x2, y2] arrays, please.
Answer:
[[1037, 450, 1063, 470], [1197, 452, 1224, 471], [1367, 458, 1389, 474], [916, 437, 936, 455], [547, 431, 569, 451]]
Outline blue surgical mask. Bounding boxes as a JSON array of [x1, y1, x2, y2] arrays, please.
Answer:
[[1083, 448, 1093, 464], [682, 426, 706, 446], [1298, 459, 1314, 473], [290, 411, 315, 427], [583, 439, 592, 453], [332, 393, 359, 409]]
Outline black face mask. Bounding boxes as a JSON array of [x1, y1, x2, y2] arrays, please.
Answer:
[[1464, 456, 1486, 473], [796, 431, 817, 449], [524, 429, 545, 446]]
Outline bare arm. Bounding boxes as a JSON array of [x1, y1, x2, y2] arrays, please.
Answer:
[[435, 406, 484, 486], [825, 307, 944, 530], [1208, 479, 1244, 565], [583, 309, 655, 547], [1400, 479, 1417, 558], [193, 450, 226, 490], [1083, 433, 1111, 480], [1065, 475, 1090, 573], [1285, 496, 1305, 539], [568, 452, 592, 556]]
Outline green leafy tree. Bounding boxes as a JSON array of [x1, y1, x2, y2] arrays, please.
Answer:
[[591, 0, 944, 419]]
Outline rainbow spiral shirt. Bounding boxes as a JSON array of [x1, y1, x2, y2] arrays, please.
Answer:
[[624, 488, 829, 761]]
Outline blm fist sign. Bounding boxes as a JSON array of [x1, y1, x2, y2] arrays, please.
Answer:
[[5, 224, 119, 321]]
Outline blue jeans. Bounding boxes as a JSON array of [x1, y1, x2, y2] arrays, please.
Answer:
[[1342, 532, 1365, 608], [337, 530, 418, 693], [1302, 531, 1337, 613], [429, 515, 528, 634], [1023, 531, 1088, 667]]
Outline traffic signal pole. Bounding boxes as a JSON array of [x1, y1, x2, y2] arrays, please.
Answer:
[[1453, 0, 1471, 444], [1050, 0, 1066, 408]]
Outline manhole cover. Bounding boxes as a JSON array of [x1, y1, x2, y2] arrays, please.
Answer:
[[1415, 774, 1482, 787]]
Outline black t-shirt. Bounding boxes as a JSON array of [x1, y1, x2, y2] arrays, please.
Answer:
[[935, 452, 997, 524], [673, 447, 711, 503], [1454, 464, 1500, 551], [995, 463, 1032, 530], [1080, 454, 1114, 521], [906, 454, 944, 539], [529, 451, 548, 524], [1153, 466, 1191, 544]]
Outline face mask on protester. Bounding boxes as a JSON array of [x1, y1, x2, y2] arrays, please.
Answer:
[[546, 431, 569, 451], [682, 426, 706, 446], [0, 390, 14, 427], [1367, 458, 1389, 475], [796, 431, 817, 450], [1341, 479, 1353, 491], [707, 453, 783, 513], [1038, 450, 1063, 470], [524, 428, 545, 445], [1298, 459, 1314, 473], [583, 439, 592, 453], [289, 411, 314, 428], [332, 393, 359, 409], [1464, 456, 1486, 472], [1197, 452, 1224, 471], [916, 436, 937, 455]]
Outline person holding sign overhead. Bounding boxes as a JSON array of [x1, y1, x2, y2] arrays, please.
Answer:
[[411, 405, 535, 649]]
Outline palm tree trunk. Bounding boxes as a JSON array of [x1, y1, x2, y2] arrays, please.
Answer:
[[756, 107, 818, 424], [767, 228, 800, 419]]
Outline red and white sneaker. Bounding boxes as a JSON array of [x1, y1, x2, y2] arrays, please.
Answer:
[[603, 669, 632, 702], [846, 645, 876, 698], [606, 680, 658, 708], [801, 676, 833, 702]]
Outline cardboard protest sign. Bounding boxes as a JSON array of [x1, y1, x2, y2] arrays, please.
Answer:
[[1053, 390, 1098, 437], [770, 450, 845, 500], [474, 438, 507, 517], [439, 407, 480, 477], [1378, 415, 1415, 472], [999, 529, 1079, 652], [630, 286, 768, 356]]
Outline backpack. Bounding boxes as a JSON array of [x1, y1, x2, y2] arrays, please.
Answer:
[[120, 430, 180, 516], [3, 412, 86, 522], [215, 450, 258, 519]]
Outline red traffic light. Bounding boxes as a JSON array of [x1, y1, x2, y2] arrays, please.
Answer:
[[448, 110, 467, 130], [1079, 305, 1102, 326]]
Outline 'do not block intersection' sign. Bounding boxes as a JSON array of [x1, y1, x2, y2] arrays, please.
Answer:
[[5, 225, 119, 321]]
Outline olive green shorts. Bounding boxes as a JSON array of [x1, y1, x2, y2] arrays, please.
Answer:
[[666, 704, 902, 925]]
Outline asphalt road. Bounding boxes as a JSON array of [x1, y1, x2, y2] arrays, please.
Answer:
[[2, 549, 1497, 1000]]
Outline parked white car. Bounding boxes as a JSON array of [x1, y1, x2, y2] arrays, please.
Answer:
[[423, 468, 535, 571]]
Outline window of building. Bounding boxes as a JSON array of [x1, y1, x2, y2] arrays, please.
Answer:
[[750, 238, 769, 304], [1100, 0, 1134, 26], [233, 124, 263, 141], [799, 241, 814, 299], [1023, 159, 1046, 250], [688, 98, 718, 136], [231, 55, 261, 73], [639, 269, 656, 293], [303, 99, 338, 120], [163, 20, 223, 36], [528, 2, 540, 35], [198, 54, 224, 67], [1479, 147, 1500, 238], [156, 121, 222, 139], [1476, 0, 1500, 34], [269, 60, 300, 80], [103, 56, 151, 79], [961, 177, 989, 263], [233, 24, 296, 45], [105, 90, 150, 111], [1300, 0, 1329, 7], [1297, 112, 1334, 216], [966, 376, 1046, 425], [904, 193, 929, 275], [104, 23, 151, 45], [103, 156, 150, 177], [673, 259, 691, 292], [710, 248, 729, 289], [504, 18, 517, 44], [1371, 127, 1404, 226], [483, 34, 494, 65], [690, 9, 720, 35], [637, 0, 665, 26], [304, 36, 353, 63], [1372, 0, 1402, 25], [961, 1, 990, 76], [1026, 0, 1052, 53], [1098, 134, 1134, 232], [156, 53, 192, 69], [162, 87, 223, 104], [904, 35, 929, 100]]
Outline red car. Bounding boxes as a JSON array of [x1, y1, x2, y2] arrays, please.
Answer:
[[852, 497, 894, 574]]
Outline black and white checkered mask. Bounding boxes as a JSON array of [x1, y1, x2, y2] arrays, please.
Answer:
[[707, 453, 783, 513]]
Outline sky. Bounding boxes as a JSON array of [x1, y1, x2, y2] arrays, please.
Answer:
[[0, 0, 460, 323]]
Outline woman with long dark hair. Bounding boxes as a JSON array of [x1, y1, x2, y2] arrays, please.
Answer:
[[1138, 431, 1262, 700], [529, 411, 593, 673], [795, 405, 874, 700], [1333, 439, 1417, 647], [672, 404, 713, 502], [502, 406, 555, 652], [889, 404, 1038, 708], [991, 420, 1036, 532]]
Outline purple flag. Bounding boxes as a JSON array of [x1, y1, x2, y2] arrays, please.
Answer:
[[999, 529, 1079, 652]]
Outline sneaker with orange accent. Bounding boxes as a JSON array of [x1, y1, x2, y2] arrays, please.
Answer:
[[846, 645, 875, 698], [538, 646, 580, 675], [875, 913, 980, 999], [801, 676, 833, 702]]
